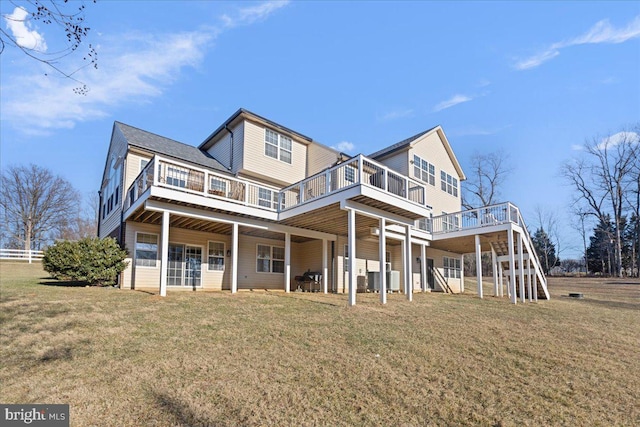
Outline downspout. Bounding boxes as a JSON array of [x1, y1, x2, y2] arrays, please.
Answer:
[[224, 124, 234, 172], [97, 190, 102, 238]]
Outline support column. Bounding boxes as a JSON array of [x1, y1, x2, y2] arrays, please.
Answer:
[[421, 245, 427, 292], [322, 239, 328, 294], [498, 260, 504, 297], [159, 211, 169, 297], [517, 232, 525, 303], [460, 253, 465, 293], [284, 232, 291, 293], [379, 218, 387, 304], [475, 234, 483, 299], [348, 209, 357, 306], [405, 225, 412, 302], [507, 228, 517, 304], [533, 269, 538, 302], [491, 243, 499, 297], [231, 223, 238, 293], [527, 258, 533, 302]]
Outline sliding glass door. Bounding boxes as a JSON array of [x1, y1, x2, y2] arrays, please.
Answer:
[[167, 244, 202, 288]]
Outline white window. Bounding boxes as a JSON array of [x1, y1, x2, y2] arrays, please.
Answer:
[[264, 129, 292, 164], [257, 244, 284, 273], [135, 233, 158, 267], [258, 187, 276, 209], [442, 211, 459, 231], [440, 171, 458, 197], [210, 177, 227, 195], [413, 155, 435, 186], [208, 241, 225, 271], [166, 166, 188, 188], [443, 256, 461, 279], [345, 165, 356, 183]]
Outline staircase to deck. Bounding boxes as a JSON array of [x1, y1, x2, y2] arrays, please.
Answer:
[[430, 202, 550, 301]]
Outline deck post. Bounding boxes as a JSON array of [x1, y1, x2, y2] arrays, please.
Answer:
[[527, 258, 533, 302], [491, 243, 498, 296], [322, 239, 328, 294], [231, 223, 238, 293], [498, 260, 504, 297], [284, 232, 291, 293], [421, 245, 427, 292], [475, 234, 483, 299], [517, 232, 525, 303], [159, 210, 169, 297], [379, 217, 387, 304], [348, 209, 357, 306], [460, 253, 465, 293], [533, 268, 538, 302], [507, 228, 517, 304], [405, 224, 412, 301]]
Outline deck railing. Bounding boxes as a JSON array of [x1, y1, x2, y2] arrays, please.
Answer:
[[280, 154, 427, 211], [126, 154, 430, 214], [124, 155, 282, 212], [430, 202, 521, 234]]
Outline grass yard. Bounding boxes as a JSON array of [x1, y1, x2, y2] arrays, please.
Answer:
[[1, 262, 638, 426]]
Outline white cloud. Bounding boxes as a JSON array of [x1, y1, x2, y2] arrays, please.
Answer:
[[221, 0, 289, 29], [515, 15, 640, 70], [2, 31, 212, 134], [4, 6, 47, 52], [1, 1, 289, 134], [379, 108, 414, 121], [571, 144, 584, 151], [433, 94, 472, 112], [331, 141, 355, 153], [596, 131, 639, 150]]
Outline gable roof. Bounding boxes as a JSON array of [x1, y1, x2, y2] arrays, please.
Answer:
[[199, 108, 314, 151], [369, 125, 466, 180], [368, 127, 437, 159], [115, 122, 229, 174]]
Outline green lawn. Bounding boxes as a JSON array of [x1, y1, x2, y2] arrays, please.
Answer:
[[1, 262, 638, 426]]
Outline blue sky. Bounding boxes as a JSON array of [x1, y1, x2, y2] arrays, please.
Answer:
[[1, 1, 639, 258]]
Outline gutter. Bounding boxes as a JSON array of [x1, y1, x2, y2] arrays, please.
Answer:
[[224, 124, 234, 171]]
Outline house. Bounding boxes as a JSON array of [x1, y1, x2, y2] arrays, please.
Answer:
[[98, 108, 549, 305]]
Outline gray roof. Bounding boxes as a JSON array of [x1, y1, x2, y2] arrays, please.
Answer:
[[368, 126, 438, 160], [115, 122, 229, 174]]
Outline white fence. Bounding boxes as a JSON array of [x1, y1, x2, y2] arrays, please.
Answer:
[[0, 249, 44, 263]]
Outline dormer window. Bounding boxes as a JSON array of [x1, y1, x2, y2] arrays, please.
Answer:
[[265, 129, 292, 164]]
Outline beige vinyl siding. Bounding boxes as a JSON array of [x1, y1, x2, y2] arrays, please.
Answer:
[[204, 121, 244, 173], [377, 151, 409, 176], [409, 132, 462, 214], [122, 221, 231, 291], [307, 143, 341, 177], [237, 235, 286, 290], [242, 120, 307, 186], [99, 127, 128, 238]]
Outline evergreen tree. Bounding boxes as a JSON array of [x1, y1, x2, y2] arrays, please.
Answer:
[[586, 216, 615, 275], [532, 228, 558, 274]]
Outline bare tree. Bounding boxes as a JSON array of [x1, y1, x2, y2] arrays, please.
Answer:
[[462, 150, 512, 209], [532, 206, 563, 273], [563, 127, 640, 277], [0, 164, 80, 250], [0, 0, 97, 94]]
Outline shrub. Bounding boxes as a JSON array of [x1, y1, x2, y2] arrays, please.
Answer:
[[43, 237, 128, 286]]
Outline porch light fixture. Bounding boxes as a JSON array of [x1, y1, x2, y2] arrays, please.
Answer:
[[226, 250, 231, 257]]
